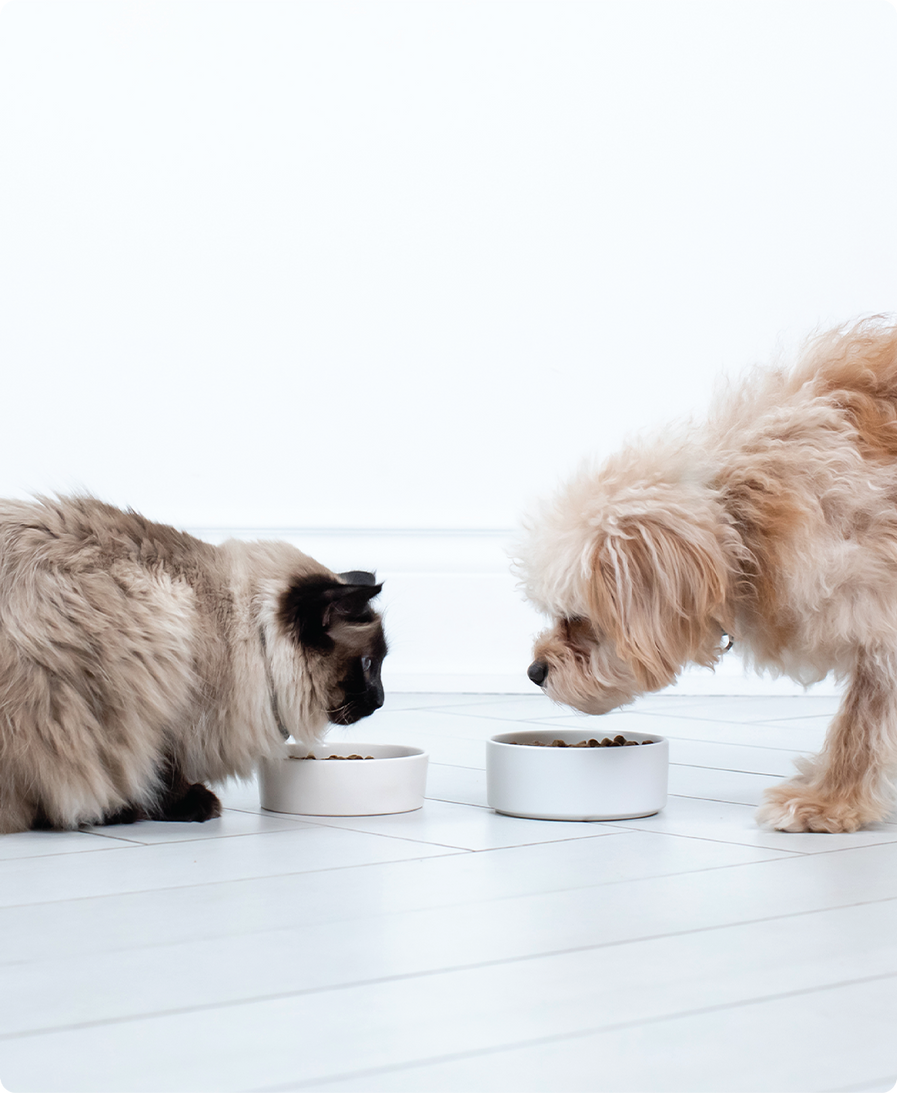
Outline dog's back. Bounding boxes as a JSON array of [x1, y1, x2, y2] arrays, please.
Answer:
[[797, 319, 897, 464], [706, 320, 897, 678]]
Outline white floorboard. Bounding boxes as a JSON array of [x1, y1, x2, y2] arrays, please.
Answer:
[[1, 694, 895, 1093]]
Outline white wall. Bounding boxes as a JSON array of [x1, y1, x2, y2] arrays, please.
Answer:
[[1, 1, 895, 693]]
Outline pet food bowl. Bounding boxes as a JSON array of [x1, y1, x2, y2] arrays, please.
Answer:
[[258, 742, 429, 816], [486, 728, 668, 821]]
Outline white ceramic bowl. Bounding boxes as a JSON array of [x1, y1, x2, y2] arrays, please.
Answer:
[[486, 728, 668, 821], [259, 743, 429, 816]]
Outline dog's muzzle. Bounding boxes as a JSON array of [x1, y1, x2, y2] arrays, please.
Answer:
[[527, 661, 548, 686]]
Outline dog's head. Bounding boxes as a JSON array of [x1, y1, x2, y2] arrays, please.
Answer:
[[278, 570, 387, 726], [517, 475, 738, 714]]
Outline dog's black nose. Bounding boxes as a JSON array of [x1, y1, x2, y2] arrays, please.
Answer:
[[527, 661, 548, 686]]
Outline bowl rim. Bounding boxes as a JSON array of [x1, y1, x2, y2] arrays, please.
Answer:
[[488, 729, 667, 747], [276, 742, 428, 763]]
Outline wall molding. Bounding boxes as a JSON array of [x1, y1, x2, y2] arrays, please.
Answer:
[[190, 526, 841, 698]]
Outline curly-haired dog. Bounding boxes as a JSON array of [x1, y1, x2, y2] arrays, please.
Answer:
[[515, 318, 897, 833], [0, 495, 387, 832]]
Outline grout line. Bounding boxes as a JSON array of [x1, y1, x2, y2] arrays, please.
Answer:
[[668, 761, 797, 776], [293, 807, 828, 862], [823, 1077, 897, 1093], [1, 810, 844, 917], [4, 914, 895, 1046], [295, 813, 631, 854], [0, 837, 146, 861], [269, 971, 897, 1091], [635, 711, 838, 727], [0, 848, 472, 913]]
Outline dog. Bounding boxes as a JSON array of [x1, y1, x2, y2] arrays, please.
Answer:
[[0, 494, 387, 832], [515, 317, 897, 833]]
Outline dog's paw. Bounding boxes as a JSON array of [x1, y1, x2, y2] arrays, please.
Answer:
[[757, 781, 877, 833]]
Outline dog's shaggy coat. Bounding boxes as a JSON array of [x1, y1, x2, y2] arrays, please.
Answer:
[[0, 496, 387, 832], [516, 318, 897, 832]]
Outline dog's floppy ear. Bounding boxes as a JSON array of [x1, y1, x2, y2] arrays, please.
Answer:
[[587, 511, 731, 691], [279, 574, 383, 649]]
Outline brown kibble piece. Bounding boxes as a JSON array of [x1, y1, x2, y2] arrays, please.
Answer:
[[293, 752, 380, 760], [506, 737, 655, 748]]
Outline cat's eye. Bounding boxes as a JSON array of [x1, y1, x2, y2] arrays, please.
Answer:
[[361, 656, 372, 673]]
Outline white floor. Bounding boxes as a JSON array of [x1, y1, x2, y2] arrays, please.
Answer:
[[1, 693, 896, 1093]]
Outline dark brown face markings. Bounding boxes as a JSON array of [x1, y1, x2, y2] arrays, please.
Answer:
[[330, 626, 388, 725], [278, 575, 384, 650], [277, 574, 388, 726]]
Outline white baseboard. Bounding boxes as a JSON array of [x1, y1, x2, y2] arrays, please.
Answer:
[[193, 526, 843, 698], [382, 668, 842, 697]]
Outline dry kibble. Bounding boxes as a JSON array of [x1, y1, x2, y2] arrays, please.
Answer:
[[292, 753, 376, 761], [509, 737, 654, 748]]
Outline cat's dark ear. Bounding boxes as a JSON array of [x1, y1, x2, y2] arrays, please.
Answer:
[[325, 579, 383, 626], [338, 570, 378, 587], [279, 575, 383, 649]]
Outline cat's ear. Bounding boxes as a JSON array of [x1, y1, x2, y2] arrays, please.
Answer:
[[279, 575, 382, 648], [337, 570, 378, 587]]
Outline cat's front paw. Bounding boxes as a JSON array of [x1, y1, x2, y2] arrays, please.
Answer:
[[163, 782, 222, 823]]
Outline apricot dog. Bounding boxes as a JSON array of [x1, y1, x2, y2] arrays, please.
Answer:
[[516, 318, 897, 832]]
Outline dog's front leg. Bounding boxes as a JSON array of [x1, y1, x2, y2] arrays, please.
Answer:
[[757, 649, 897, 833]]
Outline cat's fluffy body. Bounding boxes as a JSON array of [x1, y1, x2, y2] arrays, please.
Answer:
[[0, 495, 386, 832]]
